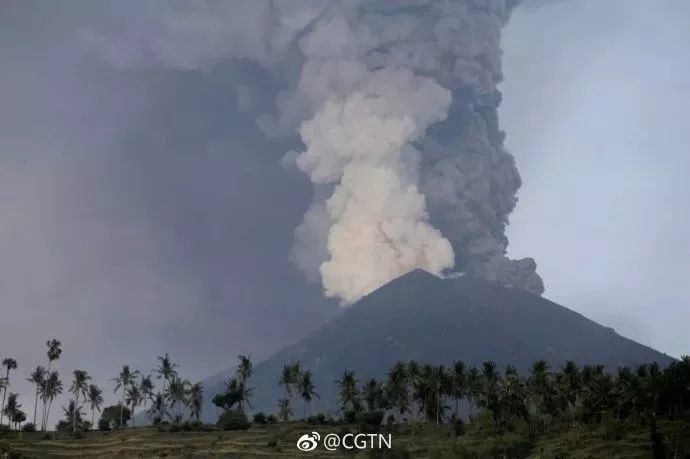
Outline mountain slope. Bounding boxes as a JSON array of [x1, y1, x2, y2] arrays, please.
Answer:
[[201, 270, 673, 421]]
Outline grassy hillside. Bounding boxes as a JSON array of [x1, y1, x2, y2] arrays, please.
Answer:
[[2, 418, 688, 458]]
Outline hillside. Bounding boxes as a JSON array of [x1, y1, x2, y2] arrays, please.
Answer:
[[202, 269, 673, 421]]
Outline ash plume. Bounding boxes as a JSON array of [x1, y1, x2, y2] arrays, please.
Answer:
[[82, 0, 544, 303]]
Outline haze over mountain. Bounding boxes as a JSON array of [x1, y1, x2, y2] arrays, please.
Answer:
[[200, 269, 673, 421]]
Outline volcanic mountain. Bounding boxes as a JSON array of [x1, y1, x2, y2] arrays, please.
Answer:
[[200, 270, 673, 421]]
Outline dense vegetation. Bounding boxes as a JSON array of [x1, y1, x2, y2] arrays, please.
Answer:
[[1, 338, 688, 457]]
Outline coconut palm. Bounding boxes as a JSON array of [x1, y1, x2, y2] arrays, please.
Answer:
[[126, 385, 142, 426], [237, 355, 253, 384], [165, 377, 190, 422], [86, 384, 103, 427], [42, 339, 62, 431], [0, 358, 18, 425], [451, 361, 467, 419], [146, 392, 170, 423], [113, 365, 140, 429], [277, 398, 292, 422], [139, 375, 155, 411], [68, 370, 91, 432], [154, 353, 178, 393], [278, 364, 296, 399], [27, 366, 47, 426], [297, 369, 319, 418], [40, 371, 63, 430], [336, 370, 359, 414], [385, 362, 410, 422], [189, 382, 203, 421]]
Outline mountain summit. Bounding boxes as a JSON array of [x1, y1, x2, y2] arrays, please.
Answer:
[[201, 270, 672, 420]]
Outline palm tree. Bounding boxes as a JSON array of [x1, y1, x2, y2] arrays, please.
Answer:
[[466, 367, 481, 418], [297, 370, 319, 418], [86, 384, 103, 427], [279, 364, 295, 399], [237, 355, 253, 384], [27, 366, 47, 426], [362, 378, 384, 412], [2, 393, 21, 430], [385, 362, 410, 422], [154, 354, 178, 393], [40, 371, 63, 430], [42, 339, 62, 431], [165, 377, 190, 422], [189, 382, 203, 421], [451, 361, 467, 420], [336, 370, 360, 414], [0, 358, 18, 425], [139, 375, 155, 412], [146, 392, 170, 423], [113, 365, 139, 429], [277, 398, 292, 422], [126, 385, 142, 426], [69, 370, 91, 432]]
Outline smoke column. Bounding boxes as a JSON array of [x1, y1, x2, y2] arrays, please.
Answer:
[[82, 0, 544, 304]]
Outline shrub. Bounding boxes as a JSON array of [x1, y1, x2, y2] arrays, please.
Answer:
[[386, 414, 396, 426], [217, 411, 250, 431], [267, 439, 278, 448], [168, 423, 181, 433], [22, 423, 36, 432], [358, 410, 385, 431], [0, 424, 10, 432], [73, 431, 85, 439], [453, 419, 466, 436], [190, 420, 203, 430], [266, 415, 278, 424], [98, 418, 111, 431], [253, 412, 267, 424], [307, 413, 327, 425], [343, 409, 358, 424]]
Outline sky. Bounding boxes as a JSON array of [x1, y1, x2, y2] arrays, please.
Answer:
[[1, 0, 689, 426]]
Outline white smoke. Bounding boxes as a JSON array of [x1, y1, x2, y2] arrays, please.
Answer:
[[291, 67, 455, 302]]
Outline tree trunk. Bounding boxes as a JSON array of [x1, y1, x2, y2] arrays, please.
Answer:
[[42, 361, 52, 432], [120, 392, 125, 429], [33, 386, 39, 425], [72, 394, 79, 433], [0, 368, 9, 425]]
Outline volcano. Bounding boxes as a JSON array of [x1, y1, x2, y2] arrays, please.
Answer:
[[200, 270, 673, 420]]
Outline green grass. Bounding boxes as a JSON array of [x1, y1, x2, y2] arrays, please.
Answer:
[[1, 419, 687, 458]]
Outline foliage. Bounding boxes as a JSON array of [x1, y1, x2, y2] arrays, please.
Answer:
[[252, 412, 267, 424], [22, 422, 36, 432], [216, 410, 250, 431], [99, 404, 131, 430]]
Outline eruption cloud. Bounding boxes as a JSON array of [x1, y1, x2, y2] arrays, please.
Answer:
[[82, 0, 544, 304]]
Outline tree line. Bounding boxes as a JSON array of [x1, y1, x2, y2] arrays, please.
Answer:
[[2, 339, 689, 435], [0, 340, 204, 433]]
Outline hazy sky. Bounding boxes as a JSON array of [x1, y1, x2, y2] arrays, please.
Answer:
[[1, 0, 688, 425]]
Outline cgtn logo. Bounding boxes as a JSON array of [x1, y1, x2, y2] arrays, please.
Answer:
[[296, 432, 320, 452]]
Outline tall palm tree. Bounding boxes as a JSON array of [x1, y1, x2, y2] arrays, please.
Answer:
[[0, 358, 18, 425], [297, 370, 319, 418], [451, 361, 467, 419], [277, 398, 292, 422], [113, 365, 139, 429], [336, 370, 359, 414], [40, 371, 63, 431], [189, 382, 203, 421], [86, 384, 103, 427], [27, 366, 46, 426], [126, 385, 142, 426], [68, 370, 91, 432], [42, 339, 62, 431], [165, 377, 190, 422], [147, 392, 170, 423], [385, 362, 410, 422], [139, 375, 155, 412], [466, 367, 481, 418], [279, 364, 296, 399], [237, 355, 253, 384], [154, 354, 178, 393]]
